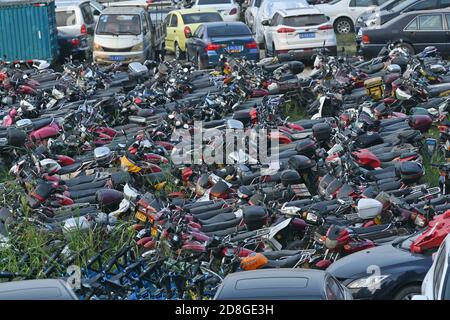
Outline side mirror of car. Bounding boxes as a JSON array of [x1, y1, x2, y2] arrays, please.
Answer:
[[326, 16, 331, 21], [261, 19, 271, 26]]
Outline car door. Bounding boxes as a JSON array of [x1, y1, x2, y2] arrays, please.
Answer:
[[165, 13, 175, 51], [348, 0, 378, 23], [142, 13, 150, 57], [266, 12, 282, 52], [188, 25, 205, 60], [412, 14, 446, 53]]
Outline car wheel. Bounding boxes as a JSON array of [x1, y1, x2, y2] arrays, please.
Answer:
[[334, 17, 353, 34], [175, 42, 185, 60], [393, 285, 421, 300], [395, 41, 415, 55]]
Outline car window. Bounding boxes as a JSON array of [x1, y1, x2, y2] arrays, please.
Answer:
[[350, 0, 377, 6], [96, 14, 141, 35], [56, 10, 77, 27], [407, 0, 438, 12], [170, 14, 178, 27], [440, 0, 450, 8], [165, 14, 171, 26], [182, 12, 223, 24], [378, 0, 390, 4], [272, 13, 283, 25], [207, 24, 252, 37], [419, 14, 443, 31], [282, 14, 328, 27], [80, 3, 94, 25], [433, 243, 446, 299], [195, 25, 204, 38], [325, 276, 345, 300], [405, 17, 418, 30]]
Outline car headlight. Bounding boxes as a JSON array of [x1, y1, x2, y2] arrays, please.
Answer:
[[347, 275, 390, 289], [132, 42, 144, 51], [93, 42, 102, 51]]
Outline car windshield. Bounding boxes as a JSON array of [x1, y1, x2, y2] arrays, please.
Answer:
[[388, 0, 416, 11], [283, 14, 328, 27], [207, 24, 252, 37], [96, 14, 141, 35], [382, 0, 408, 10], [198, 0, 231, 4], [268, 2, 308, 17], [182, 12, 223, 24]]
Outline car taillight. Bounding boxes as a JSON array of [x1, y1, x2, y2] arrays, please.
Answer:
[[277, 27, 296, 33], [206, 43, 222, 51], [184, 26, 192, 38], [81, 24, 87, 35], [362, 35, 370, 44], [229, 8, 237, 15], [245, 41, 258, 49], [318, 24, 333, 30], [71, 38, 81, 47]]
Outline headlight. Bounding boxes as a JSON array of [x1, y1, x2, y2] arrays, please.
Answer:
[[132, 42, 144, 51], [93, 42, 102, 51], [347, 275, 390, 289]]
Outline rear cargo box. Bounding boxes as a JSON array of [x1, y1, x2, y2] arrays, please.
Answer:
[[0, 0, 59, 62]]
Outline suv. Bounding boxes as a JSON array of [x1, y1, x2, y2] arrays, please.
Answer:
[[262, 7, 337, 58], [55, 0, 97, 59]]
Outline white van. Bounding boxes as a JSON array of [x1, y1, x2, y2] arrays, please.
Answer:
[[93, 6, 152, 64]]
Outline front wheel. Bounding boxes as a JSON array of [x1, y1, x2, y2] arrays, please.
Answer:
[[393, 285, 421, 300]]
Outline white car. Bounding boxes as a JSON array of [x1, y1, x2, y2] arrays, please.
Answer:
[[263, 7, 337, 57], [315, 0, 386, 34], [254, 0, 309, 47], [192, 0, 240, 21], [245, 0, 263, 31], [413, 233, 450, 300]]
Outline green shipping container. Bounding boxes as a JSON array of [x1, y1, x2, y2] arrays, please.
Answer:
[[0, 0, 59, 62]]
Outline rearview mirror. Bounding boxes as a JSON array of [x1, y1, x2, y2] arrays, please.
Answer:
[[326, 16, 331, 21], [261, 19, 271, 26]]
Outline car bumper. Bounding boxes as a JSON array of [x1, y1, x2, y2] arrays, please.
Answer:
[[359, 43, 384, 59], [93, 51, 145, 64], [283, 45, 338, 58], [207, 50, 259, 66]]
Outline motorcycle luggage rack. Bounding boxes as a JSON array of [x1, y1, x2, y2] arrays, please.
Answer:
[[291, 184, 311, 198]]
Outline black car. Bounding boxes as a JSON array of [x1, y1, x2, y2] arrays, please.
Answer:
[[214, 269, 353, 300], [377, 0, 450, 26], [360, 8, 450, 57], [327, 232, 433, 300]]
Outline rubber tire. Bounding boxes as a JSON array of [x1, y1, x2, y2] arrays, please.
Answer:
[[395, 42, 415, 55], [175, 42, 185, 60], [393, 285, 421, 300], [334, 17, 353, 34]]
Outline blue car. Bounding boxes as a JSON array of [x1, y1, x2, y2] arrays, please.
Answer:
[[327, 232, 434, 300], [185, 21, 259, 69]]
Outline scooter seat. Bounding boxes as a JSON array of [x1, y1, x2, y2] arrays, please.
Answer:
[[427, 82, 450, 97], [262, 253, 304, 268], [57, 162, 83, 175], [199, 212, 237, 225], [200, 217, 242, 233], [262, 250, 302, 260]]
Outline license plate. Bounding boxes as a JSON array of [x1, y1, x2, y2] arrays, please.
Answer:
[[227, 45, 243, 53], [299, 32, 315, 39], [135, 211, 147, 222], [110, 55, 125, 61]]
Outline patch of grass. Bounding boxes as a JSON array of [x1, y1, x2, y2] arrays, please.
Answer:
[[337, 33, 357, 57]]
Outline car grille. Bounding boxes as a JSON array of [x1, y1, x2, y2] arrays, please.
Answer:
[[102, 46, 134, 52]]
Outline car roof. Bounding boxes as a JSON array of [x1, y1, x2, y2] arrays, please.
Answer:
[[276, 7, 322, 17], [0, 279, 78, 300], [170, 8, 221, 14], [55, 0, 90, 7], [101, 6, 144, 14], [401, 7, 450, 15], [214, 269, 328, 300]]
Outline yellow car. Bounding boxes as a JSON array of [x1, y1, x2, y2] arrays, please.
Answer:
[[164, 8, 223, 60]]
